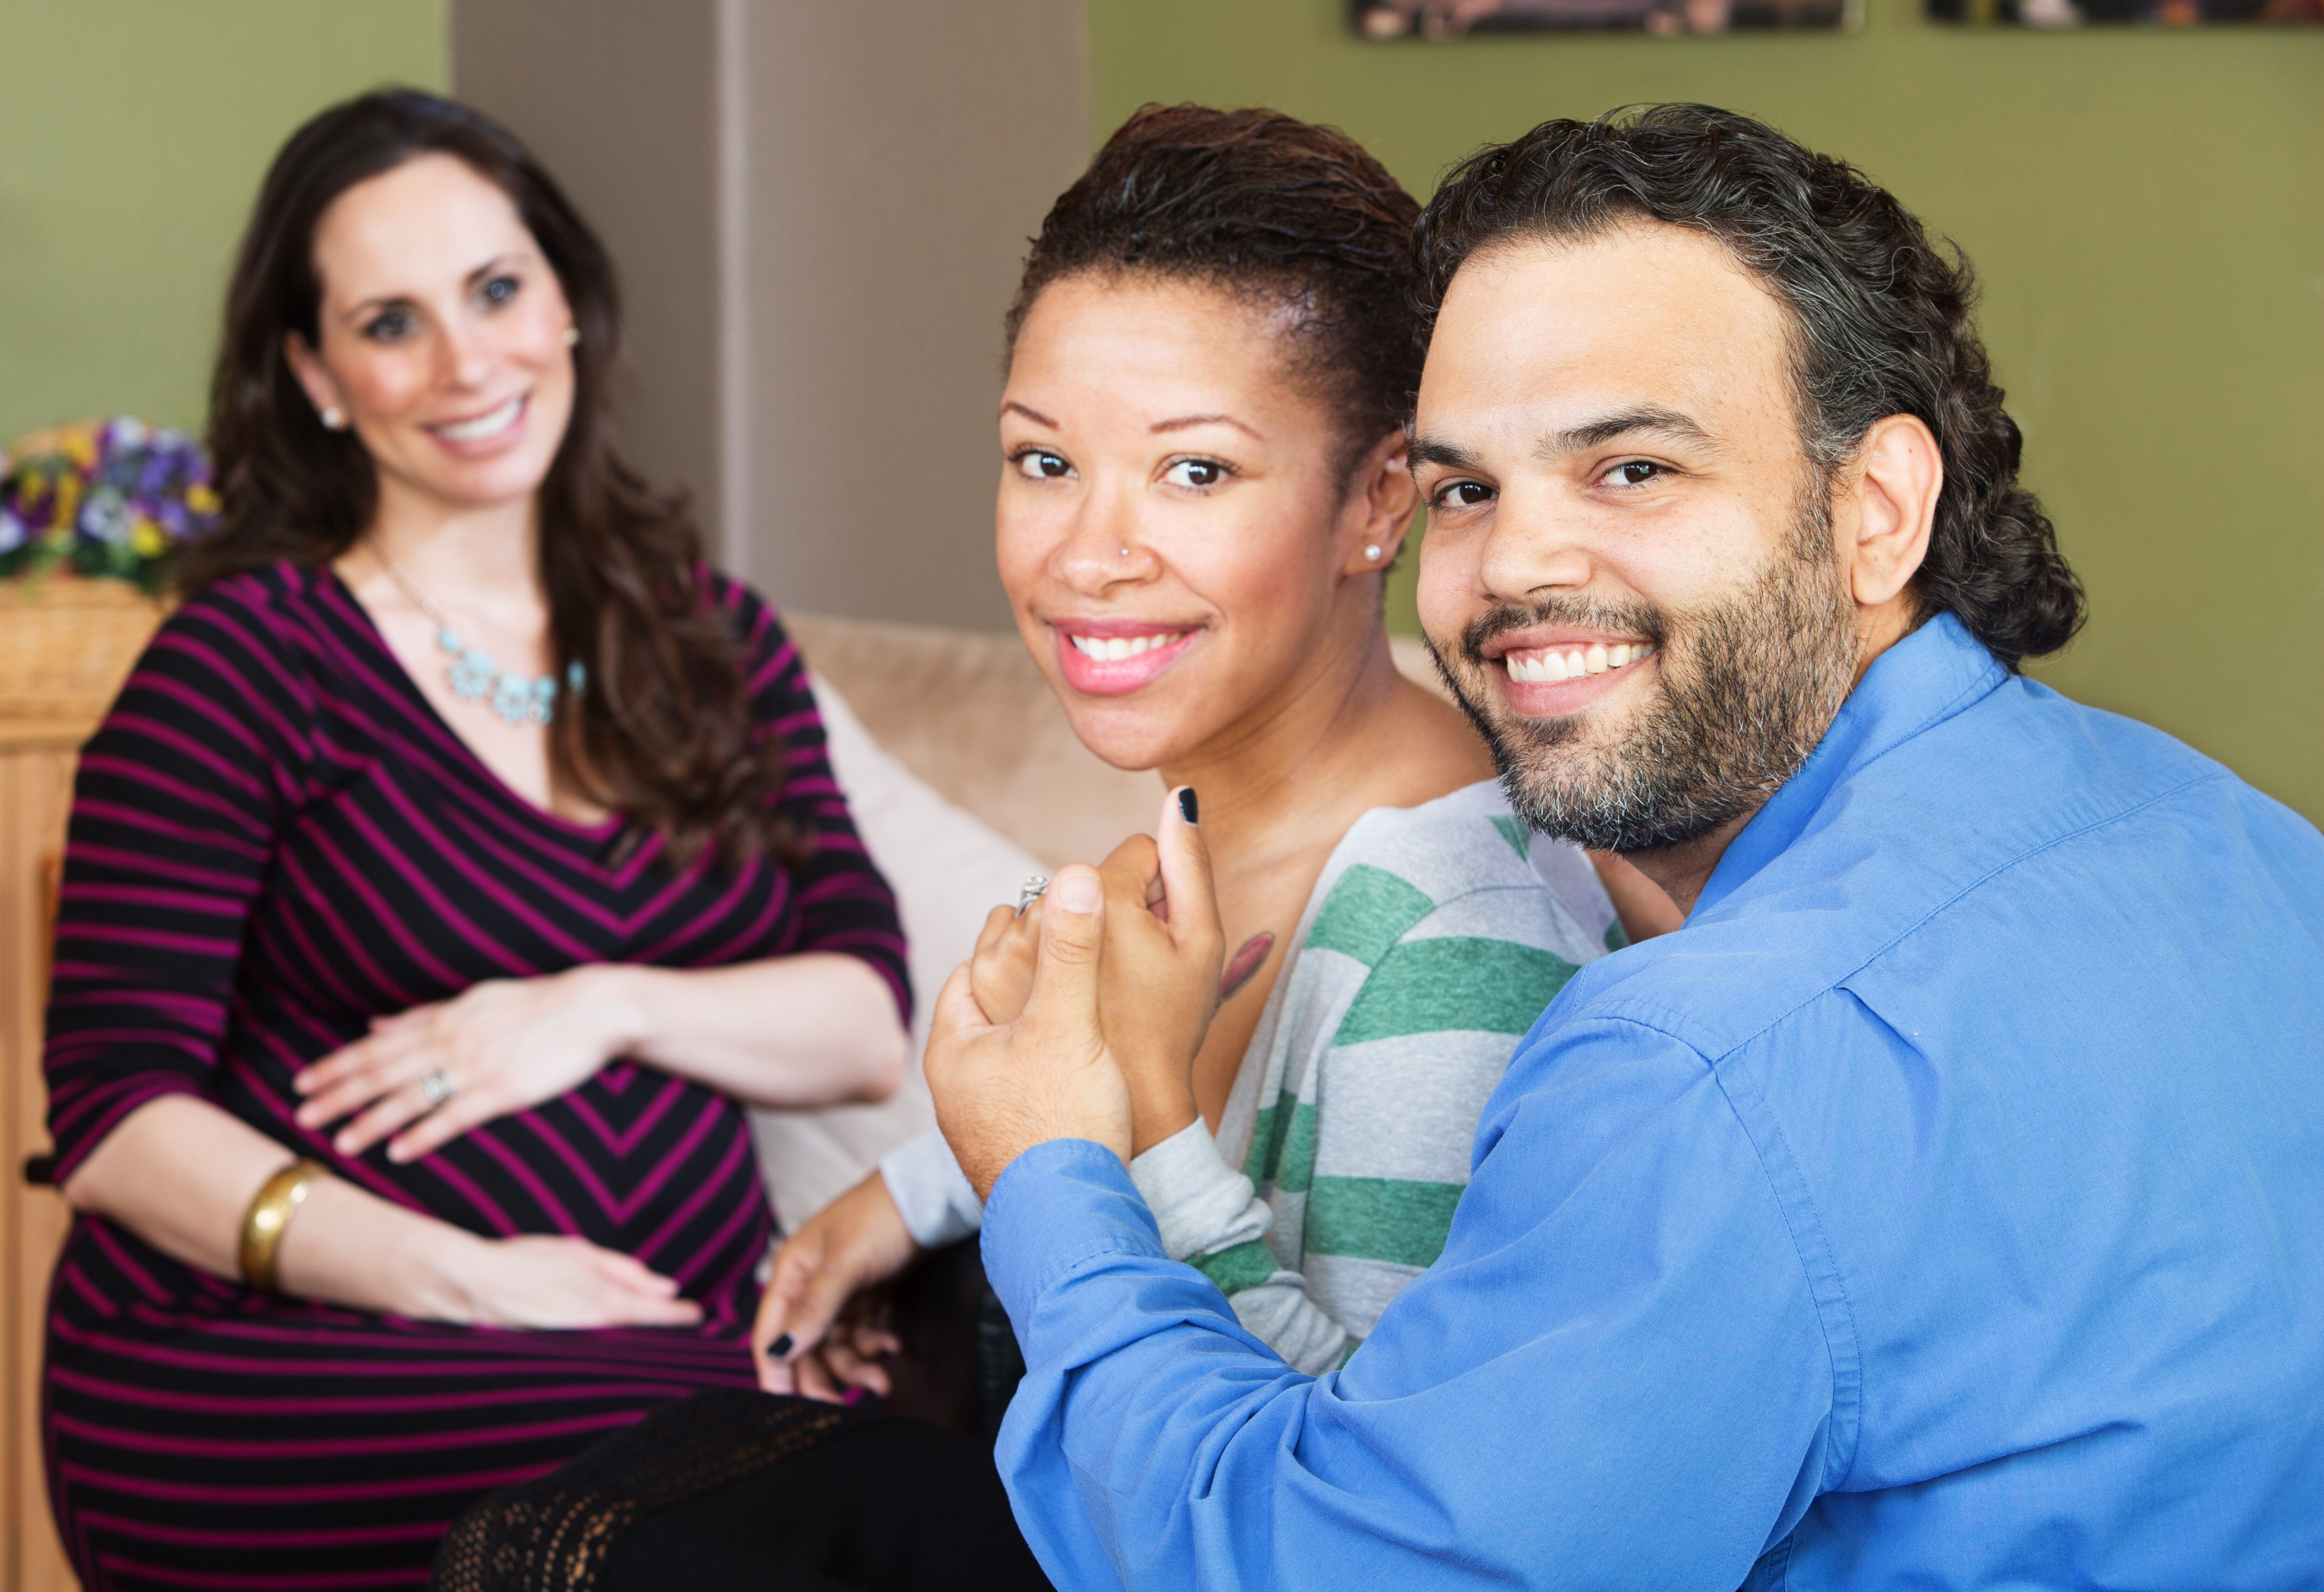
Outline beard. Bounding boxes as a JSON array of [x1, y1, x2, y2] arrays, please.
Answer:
[[1429, 491, 1859, 856]]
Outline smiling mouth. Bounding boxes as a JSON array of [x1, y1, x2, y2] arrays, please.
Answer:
[[427, 395, 526, 444], [1499, 640, 1655, 683], [1066, 630, 1196, 662]]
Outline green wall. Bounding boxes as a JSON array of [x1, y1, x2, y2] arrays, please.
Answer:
[[1088, 0, 2324, 821], [0, 0, 447, 444]]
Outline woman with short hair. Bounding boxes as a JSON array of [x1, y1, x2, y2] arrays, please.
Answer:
[[41, 90, 913, 1587]]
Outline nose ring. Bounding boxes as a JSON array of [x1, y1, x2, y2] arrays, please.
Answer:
[[1117, 546, 1130, 558]]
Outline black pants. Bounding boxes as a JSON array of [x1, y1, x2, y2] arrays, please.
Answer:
[[604, 1405, 1047, 1592], [433, 1244, 1044, 1592]]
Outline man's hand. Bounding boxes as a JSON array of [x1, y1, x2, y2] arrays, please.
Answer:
[[967, 801, 1224, 1153], [927, 864, 1131, 1199]]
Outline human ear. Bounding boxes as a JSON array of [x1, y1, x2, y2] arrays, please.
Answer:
[[282, 331, 346, 427], [1847, 413, 1941, 610], [1341, 427, 1419, 576]]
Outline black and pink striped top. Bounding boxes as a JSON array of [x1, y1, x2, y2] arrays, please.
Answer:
[[39, 562, 909, 1586]]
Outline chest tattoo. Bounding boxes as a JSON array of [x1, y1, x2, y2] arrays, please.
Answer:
[[1219, 931, 1276, 1003]]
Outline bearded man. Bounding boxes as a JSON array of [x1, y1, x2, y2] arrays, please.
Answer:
[[924, 106, 2324, 1590]]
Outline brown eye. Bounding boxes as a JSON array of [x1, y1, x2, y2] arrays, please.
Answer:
[[1603, 461, 1664, 487], [1162, 459, 1230, 489], [1436, 480, 1493, 508], [1014, 450, 1072, 480]]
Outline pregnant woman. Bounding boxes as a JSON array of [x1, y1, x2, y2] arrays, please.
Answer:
[[754, 104, 1678, 1399], [40, 91, 912, 1590]]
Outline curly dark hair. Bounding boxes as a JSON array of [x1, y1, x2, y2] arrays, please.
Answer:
[[1005, 103, 1424, 484], [1414, 104, 2084, 670], [181, 89, 798, 870]]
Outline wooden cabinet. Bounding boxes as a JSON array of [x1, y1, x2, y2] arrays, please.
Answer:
[[2, 721, 83, 1592]]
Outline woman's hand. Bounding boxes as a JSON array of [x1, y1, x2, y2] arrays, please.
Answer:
[[436, 1232, 704, 1330], [1089, 798, 1226, 1153], [293, 967, 639, 1162], [752, 1171, 920, 1399]]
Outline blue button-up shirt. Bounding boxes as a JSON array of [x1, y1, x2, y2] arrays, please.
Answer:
[[981, 614, 2324, 1590]]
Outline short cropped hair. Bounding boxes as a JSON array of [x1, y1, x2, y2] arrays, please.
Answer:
[[1415, 104, 2084, 669], [1005, 103, 1424, 481]]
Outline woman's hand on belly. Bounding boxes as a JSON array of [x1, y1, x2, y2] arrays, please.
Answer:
[[293, 967, 637, 1162], [433, 1232, 705, 1330]]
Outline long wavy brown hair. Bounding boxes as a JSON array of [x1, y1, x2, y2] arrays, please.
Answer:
[[182, 89, 798, 871]]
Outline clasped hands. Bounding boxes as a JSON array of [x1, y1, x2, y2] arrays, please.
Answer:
[[931, 788, 1224, 1198], [754, 790, 1221, 1395]]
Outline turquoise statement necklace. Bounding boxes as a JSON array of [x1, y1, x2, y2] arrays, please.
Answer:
[[370, 546, 584, 727]]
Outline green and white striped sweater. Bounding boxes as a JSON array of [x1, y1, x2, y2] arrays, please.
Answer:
[[1127, 778, 1622, 1374]]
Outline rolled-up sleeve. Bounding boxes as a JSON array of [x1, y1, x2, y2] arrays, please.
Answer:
[[982, 1018, 1846, 1591]]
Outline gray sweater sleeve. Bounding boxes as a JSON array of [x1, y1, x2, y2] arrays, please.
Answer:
[[1128, 1120, 1350, 1375], [877, 1125, 983, 1249]]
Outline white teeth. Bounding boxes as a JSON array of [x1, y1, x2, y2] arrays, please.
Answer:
[[433, 396, 524, 442], [1069, 631, 1186, 662], [1504, 640, 1653, 685]]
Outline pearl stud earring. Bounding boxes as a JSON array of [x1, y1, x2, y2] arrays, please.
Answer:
[[320, 405, 347, 431], [1364, 543, 1382, 561], [562, 325, 580, 348]]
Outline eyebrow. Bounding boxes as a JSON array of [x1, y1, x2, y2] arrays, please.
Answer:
[[1410, 407, 1713, 476], [1000, 400, 1060, 427], [1408, 436, 1482, 473], [1151, 412, 1262, 440], [1540, 406, 1713, 458]]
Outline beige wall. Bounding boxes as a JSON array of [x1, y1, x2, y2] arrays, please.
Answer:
[[451, 0, 726, 549], [451, 0, 1087, 629], [735, 2, 1086, 626]]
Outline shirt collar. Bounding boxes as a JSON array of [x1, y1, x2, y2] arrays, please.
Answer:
[[1690, 612, 2008, 920]]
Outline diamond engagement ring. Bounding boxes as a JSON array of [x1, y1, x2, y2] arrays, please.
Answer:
[[419, 1068, 455, 1108], [1017, 876, 1051, 914]]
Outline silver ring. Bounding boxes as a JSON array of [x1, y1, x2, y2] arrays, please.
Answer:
[[419, 1068, 455, 1108], [1017, 875, 1050, 914]]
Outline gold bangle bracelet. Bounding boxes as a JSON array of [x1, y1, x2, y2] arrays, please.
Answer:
[[238, 1158, 327, 1294]]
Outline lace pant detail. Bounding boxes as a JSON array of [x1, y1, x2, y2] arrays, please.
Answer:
[[432, 1393, 852, 1592]]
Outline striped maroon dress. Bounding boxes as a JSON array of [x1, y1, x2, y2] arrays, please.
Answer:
[[40, 563, 909, 1591]]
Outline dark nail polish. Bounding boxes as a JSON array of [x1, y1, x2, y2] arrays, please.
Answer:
[[769, 1332, 794, 1359], [1178, 787, 1199, 825]]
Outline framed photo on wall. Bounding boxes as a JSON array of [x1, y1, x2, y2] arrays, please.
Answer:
[[1926, 0, 2317, 20], [1354, 0, 1857, 34]]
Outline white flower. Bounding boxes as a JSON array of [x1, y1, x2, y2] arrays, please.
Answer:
[[0, 509, 24, 554], [81, 487, 132, 545]]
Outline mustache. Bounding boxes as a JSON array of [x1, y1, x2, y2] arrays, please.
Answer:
[[1454, 595, 1671, 669]]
